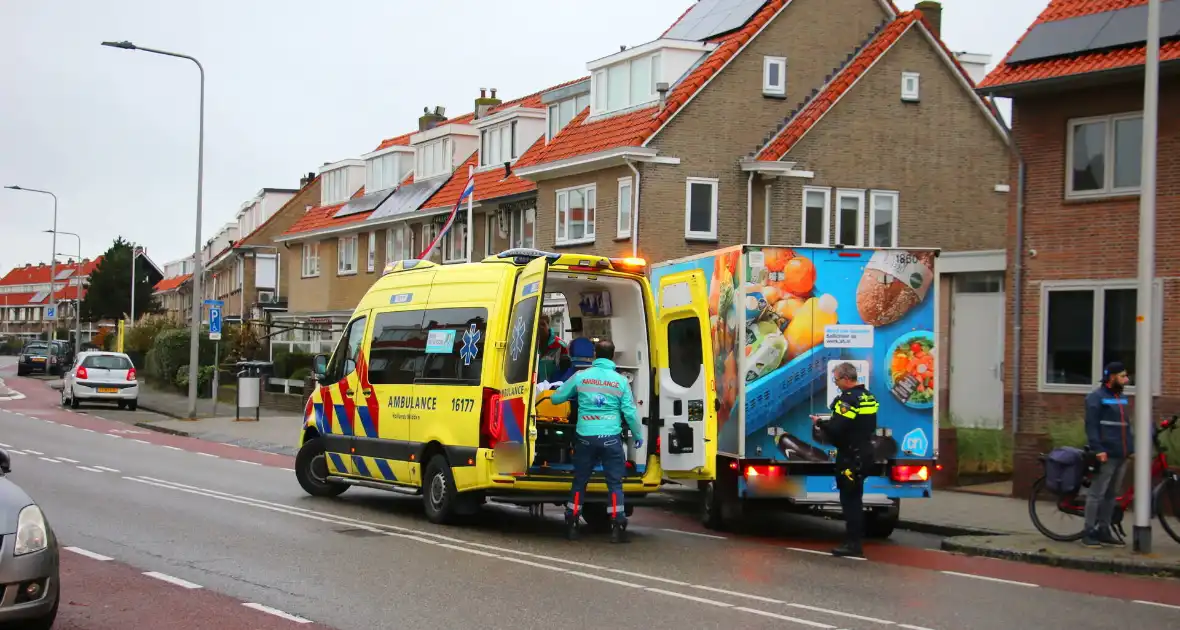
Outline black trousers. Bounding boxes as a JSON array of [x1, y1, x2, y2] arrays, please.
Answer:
[[836, 467, 865, 545]]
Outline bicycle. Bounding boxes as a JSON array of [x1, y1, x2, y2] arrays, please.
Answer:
[[1028, 415, 1180, 544]]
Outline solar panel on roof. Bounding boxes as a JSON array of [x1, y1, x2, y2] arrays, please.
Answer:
[[664, 0, 766, 41], [366, 178, 449, 223], [29, 291, 48, 304], [1008, 1, 1180, 65], [333, 186, 397, 219], [54, 269, 73, 280]]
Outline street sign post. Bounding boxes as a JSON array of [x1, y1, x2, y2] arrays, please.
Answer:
[[209, 305, 222, 341], [45, 306, 56, 321]]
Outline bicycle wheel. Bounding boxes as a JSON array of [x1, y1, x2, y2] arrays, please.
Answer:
[[1028, 476, 1087, 541], [1154, 476, 1180, 544]]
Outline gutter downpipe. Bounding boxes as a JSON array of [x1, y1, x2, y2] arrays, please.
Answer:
[[990, 95, 1025, 436], [746, 171, 755, 243], [625, 159, 641, 258]]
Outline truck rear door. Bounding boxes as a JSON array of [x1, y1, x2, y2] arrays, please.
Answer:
[[495, 256, 550, 475], [655, 269, 716, 481]]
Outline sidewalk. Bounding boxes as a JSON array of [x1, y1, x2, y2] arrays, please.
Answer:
[[134, 385, 303, 456]]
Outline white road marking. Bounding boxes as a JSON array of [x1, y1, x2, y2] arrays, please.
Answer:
[[93, 466, 121, 473], [77, 466, 105, 473], [0, 442, 10, 447], [197, 452, 218, 458], [39, 457, 60, 463], [242, 603, 312, 624], [162, 445, 182, 451], [788, 602, 895, 625], [660, 528, 727, 540], [6, 450, 25, 455], [1133, 600, 1180, 611], [105, 434, 122, 439], [736, 607, 837, 628], [65, 547, 113, 561], [940, 571, 1038, 587], [132, 439, 150, 444], [235, 460, 262, 466], [787, 547, 834, 557], [280, 468, 296, 472], [24, 449, 44, 455], [900, 624, 939, 630], [59, 423, 74, 429], [57, 457, 80, 463], [126, 475, 916, 628], [82, 428, 96, 433], [143, 572, 202, 589]]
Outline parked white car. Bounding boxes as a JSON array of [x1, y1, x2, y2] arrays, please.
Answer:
[[60, 351, 139, 410]]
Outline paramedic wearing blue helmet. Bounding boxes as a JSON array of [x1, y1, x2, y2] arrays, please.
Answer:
[[550, 339, 644, 543]]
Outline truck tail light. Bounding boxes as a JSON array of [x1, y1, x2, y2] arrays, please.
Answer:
[[479, 387, 502, 450], [745, 465, 781, 478], [891, 465, 929, 483]]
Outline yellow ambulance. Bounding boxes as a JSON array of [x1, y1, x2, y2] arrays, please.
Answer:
[[295, 248, 718, 527]]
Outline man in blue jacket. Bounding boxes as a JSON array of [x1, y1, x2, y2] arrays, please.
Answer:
[[1083, 361, 1134, 548], [550, 339, 643, 543]]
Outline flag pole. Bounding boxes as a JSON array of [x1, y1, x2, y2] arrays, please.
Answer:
[[466, 164, 474, 263]]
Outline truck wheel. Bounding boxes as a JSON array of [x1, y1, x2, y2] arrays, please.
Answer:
[[423, 455, 459, 524], [701, 481, 727, 531], [865, 501, 900, 539], [295, 438, 349, 498]]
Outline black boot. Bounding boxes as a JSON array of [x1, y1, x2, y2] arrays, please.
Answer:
[[565, 512, 580, 541], [1097, 526, 1124, 547], [831, 541, 863, 558], [610, 520, 630, 544]]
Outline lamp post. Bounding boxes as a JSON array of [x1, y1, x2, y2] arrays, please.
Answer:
[[48, 230, 83, 358], [4, 186, 58, 340], [129, 245, 144, 327], [102, 40, 205, 419]]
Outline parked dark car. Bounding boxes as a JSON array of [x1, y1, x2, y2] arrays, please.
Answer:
[[49, 341, 75, 372], [0, 450, 60, 629], [16, 342, 60, 377]]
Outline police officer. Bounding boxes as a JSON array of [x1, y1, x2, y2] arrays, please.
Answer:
[[550, 339, 643, 543], [818, 362, 879, 558]]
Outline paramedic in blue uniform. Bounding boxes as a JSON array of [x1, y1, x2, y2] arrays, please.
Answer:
[[819, 362, 879, 558], [550, 339, 644, 543], [1082, 361, 1133, 548]]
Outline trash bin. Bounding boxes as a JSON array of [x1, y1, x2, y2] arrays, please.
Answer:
[[235, 360, 273, 421]]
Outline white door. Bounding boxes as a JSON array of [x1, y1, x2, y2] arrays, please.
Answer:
[[950, 292, 1004, 428]]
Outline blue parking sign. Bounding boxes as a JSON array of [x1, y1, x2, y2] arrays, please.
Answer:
[[209, 306, 222, 340], [45, 306, 56, 321]]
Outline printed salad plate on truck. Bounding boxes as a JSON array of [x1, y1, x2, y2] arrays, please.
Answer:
[[294, 249, 719, 531], [651, 245, 940, 538]]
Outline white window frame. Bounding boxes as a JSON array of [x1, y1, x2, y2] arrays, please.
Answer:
[[591, 53, 661, 116], [301, 242, 320, 278], [763, 56, 787, 97], [337, 235, 358, 275], [484, 213, 497, 257], [421, 223, 440, 259], [1038, 279, 1164, 395], [869, 190, 900, 248], [416, 138, 452, 180], [509, 207, 536, 249], [442, 220, 468, 264], [386, 225, 407, 264], [555, 184, 596, 246], [684, 177, 719, 241], [1065, 112, 1143, 199], [617, 177, 633, 239], [834, 188, 866, 247], [366, 153, 400, 192], [801, 186, 831, 246], [367, 232, 377, 272], [901, 71, 920, 102]]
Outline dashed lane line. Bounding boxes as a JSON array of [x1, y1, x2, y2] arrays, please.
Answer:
[[940, 571, 1038, 588], [57, 457, 80, 463], [65, 547, 113, 561], [143, 571, 203, 589], [735, 607, 836, 628], [197, 452, 219, 458], [242, 603, 313, 624], [94, 466, 121, 473], [38, 457, 60, 463], [660, 528, 727, 540], [24, 449, 44, 455], [1134, 600, 1180, 611], [236, 460, 263, 466], [77, 466, 105, 473], [788, 602, 895, 625], [6, 449, 25, 455]]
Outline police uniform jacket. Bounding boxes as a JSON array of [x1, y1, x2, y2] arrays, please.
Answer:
[[826, 385, 879, 468]]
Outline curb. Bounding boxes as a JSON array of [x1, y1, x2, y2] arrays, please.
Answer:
[[897, 520, 1005, 538], [137, 402, 205, 421], [940, 538, 1180, 579], [134, 422, 191, 437]]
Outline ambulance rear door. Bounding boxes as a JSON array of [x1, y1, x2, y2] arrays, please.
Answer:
[[494, 256, 550, 475]]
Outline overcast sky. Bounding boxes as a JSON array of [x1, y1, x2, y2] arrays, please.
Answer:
[[0, 0, 1046, 274]]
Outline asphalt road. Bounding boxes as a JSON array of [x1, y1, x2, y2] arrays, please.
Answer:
[[2, 359, 1178, 629]]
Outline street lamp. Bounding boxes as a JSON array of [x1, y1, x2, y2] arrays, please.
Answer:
[[103, 39, 205, 419], [4, 186, 58, 341], [47, 230, 83, 358]]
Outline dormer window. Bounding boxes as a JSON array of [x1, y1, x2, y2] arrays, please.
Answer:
[[480, 122, 517, 167], [548, 94, 590, 140], [364, 148, 412, 192], [592, 53, 660, 115], [320, 159, 365, 206], [416, 138, 452, 180]]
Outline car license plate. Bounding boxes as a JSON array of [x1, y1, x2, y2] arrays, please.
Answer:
[[97, 387, 119, 393], [32, 357, 45, 362]]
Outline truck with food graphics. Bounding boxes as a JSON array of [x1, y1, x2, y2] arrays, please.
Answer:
[[651, 245, 940, 537]]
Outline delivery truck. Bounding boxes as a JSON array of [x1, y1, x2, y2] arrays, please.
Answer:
[[651, 245, 940, 537]]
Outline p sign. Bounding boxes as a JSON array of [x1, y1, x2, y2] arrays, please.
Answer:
[[209, 306, 223, 341], [45, 306, 57, 321]]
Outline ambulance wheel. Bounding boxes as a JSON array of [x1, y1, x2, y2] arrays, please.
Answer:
[[424, 455, 459, 524], [296, 438, 349, 498], [701, 481, 727, 531], [864, 501, 900, 539], [580, 504, 613, 532]]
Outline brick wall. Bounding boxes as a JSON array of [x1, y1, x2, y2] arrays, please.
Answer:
[[535, 166, 640, 258], [1004, 79, 1180, 437]]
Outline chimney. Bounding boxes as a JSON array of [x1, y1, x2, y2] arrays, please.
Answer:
[[656, 82, 670, 111], [419, 105, 448, 131], [915, 1, 942, 39], [299, 171, 316, 187], [474, 87, 503, 119]]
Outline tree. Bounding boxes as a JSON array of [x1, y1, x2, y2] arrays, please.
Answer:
[[81, 237, 160, 322]]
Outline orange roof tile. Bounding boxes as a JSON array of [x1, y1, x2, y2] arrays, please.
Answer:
[[979, 0, 1180, 90], [419, 138, 545, 212], [0, 257, 103, 286], [282, 203, 351, 236], [154, 274, 192, 293], [757, 10, 996, 161], [517, 0, 801, 168]]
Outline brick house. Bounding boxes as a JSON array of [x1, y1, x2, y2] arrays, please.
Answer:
[[0, 258, 101, 341], [153, 272, 192, 324], [513, 0, 1012, 430], [977, 0, 1180, 495]]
